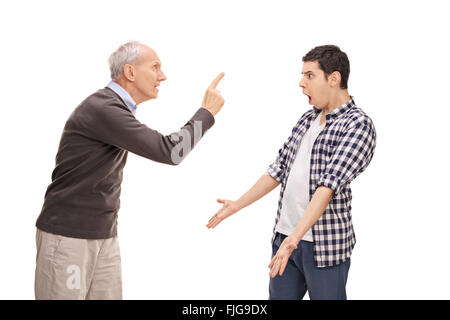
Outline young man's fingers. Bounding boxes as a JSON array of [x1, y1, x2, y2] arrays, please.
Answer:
[[279, 258, 288, 276], [211, 218, 219, 227], [207, 215, 216, 224], [269, 258, 281, 277], [208, 215, 222, 228], [207, 216, 218, 226], [207, 214, 217, 225], [268, 256, 276, 269], [270, 263, 279, 278]]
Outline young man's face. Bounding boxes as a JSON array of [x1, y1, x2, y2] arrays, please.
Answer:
[[299, 60, 331, 109]]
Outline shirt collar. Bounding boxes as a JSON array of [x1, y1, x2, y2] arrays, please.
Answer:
[[106, 81, 137, 115], [313, 95, 355, 120]]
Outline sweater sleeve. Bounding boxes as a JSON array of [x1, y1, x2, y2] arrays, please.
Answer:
[[80, 102, 215, 165]]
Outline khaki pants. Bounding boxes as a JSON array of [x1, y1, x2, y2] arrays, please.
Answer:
[[34, 228, 122, 300]]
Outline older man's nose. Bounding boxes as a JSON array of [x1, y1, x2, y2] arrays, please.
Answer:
[[159, 71, 167, 81]]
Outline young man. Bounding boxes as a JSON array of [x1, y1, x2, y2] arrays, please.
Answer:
[[35, 41, 225, 299], [207, 45, 376, 300]]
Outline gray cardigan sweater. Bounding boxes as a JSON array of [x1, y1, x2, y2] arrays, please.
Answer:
[[36, 87, 215, 239]]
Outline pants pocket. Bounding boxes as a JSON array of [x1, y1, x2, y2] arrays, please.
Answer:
[[39, 230, 64, 261]]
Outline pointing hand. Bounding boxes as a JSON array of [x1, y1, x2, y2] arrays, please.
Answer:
[[202, 72, 225, 116]]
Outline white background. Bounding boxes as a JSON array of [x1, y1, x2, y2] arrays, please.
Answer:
[[0, 0, 449, 299]]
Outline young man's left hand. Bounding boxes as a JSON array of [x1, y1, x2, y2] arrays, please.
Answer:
[[268, 235, 300, 278]]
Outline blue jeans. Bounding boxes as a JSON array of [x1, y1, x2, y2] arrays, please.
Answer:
[[269, 232, 351, 300]]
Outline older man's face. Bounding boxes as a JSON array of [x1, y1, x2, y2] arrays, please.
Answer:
[[134, 46, 167, 100]]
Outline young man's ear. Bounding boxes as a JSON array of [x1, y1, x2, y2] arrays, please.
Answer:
[[329, 71, 342, 88]]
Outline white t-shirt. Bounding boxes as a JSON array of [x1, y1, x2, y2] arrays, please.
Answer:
[[275, 111, 325, 242]]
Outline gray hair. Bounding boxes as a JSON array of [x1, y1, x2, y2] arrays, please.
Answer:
[[108, 41, 143, 80]]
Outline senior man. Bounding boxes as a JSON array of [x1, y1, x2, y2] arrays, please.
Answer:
[[35, 41, 225, 299]]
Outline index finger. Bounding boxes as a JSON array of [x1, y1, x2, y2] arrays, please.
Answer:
[[279, 257, 288, 276], [209, 72, 225, 89]]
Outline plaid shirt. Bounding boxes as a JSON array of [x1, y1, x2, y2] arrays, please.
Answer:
[[267, 96, 376, 268]]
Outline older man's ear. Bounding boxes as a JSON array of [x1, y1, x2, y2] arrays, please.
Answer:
[[122, 64, 136, 82]]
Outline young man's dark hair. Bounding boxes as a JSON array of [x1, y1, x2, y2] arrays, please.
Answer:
[[302, 45, 350, 89]]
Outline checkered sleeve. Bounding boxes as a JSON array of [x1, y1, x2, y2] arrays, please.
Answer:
[[267, 134, 292, 182], [317, 120, 376, 195]]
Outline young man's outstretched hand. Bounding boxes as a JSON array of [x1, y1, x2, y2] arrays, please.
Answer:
[[206, 199, 239, 229], [206, 174, 334, 278], [206, 173, 280, 229]]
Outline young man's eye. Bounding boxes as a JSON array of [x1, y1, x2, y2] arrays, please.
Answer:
[[308, 74, 313, 79]]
